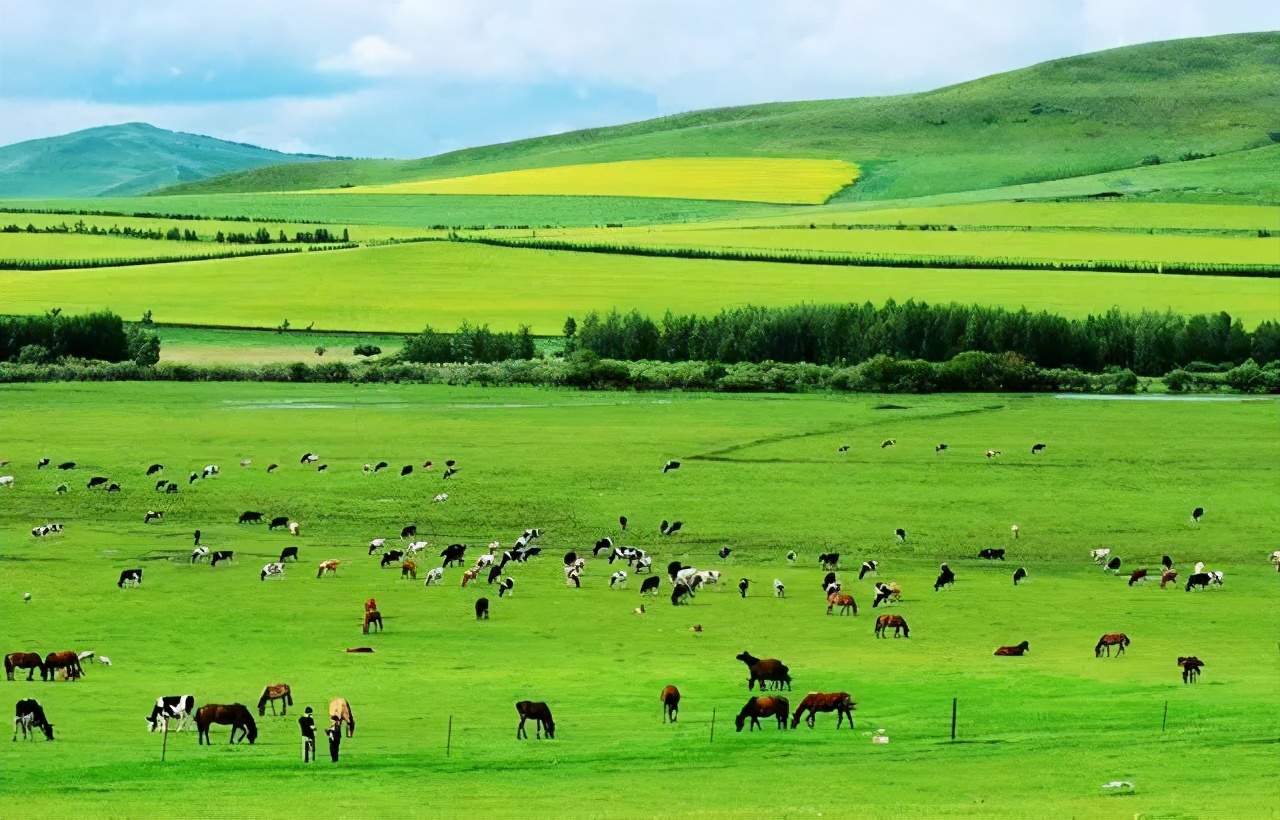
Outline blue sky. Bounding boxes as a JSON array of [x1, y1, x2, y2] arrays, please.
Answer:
[[1, 0, 1276, 158]]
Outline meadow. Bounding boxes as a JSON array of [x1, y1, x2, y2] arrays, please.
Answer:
[[0, 383, 1277, 818]]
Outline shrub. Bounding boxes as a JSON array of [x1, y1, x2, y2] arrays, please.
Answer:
[[353, 344, 382, 357]]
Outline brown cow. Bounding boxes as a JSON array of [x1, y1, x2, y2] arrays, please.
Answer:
[[316, 559, 340, 578], [1178, 656, 1205, 683]]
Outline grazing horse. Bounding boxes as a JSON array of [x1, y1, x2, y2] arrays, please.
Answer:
[[735, 696, 789, 732], [660, 685, 680, 723], [791, 692, 856, 729], [5, 653, 44, 681], [826, 591, 857, 616], [1095, 633, 1130, 657], [12, 699, 53, 741], [994, 641, 1030, 656], [1160, 569, 1178, 589], [362, 610, 383, 634], [329, 698, 355, 737], [257, 683, 293, 716], [195, 704, 257, 745], [874, 614, 909, 638], [400, 560, 417, 580], [735, 652, 791, 691], [316, 559, 340, 578], [516, 701, 555, 739], [1128, 569, 1148, 586], [41, 652, 81, 681], [1178, 656, 1205, 683]]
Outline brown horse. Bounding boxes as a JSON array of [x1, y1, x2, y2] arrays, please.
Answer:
[[736, 652, 791, 691], [5, 653, 44, 681], [826, 592, 857, 616], [791, 692, 856, 729], [660, 685, 680, 723], [516, 701, 555, 739], [195, 704, 257, 745], [735, 696, 789, 731], [329, 697, 355, 737], [1160, 569, 1178, 589], [874, 614, 909, 638], [41, 651, 81, 681], [257, 683, 293, 716], [994, 641, 1030, 656], [400, 560, 417, 580], [1178, 656, 1205, 683], [1095, 633, 1130, 657], [362, 610, 383, 634], [316, 559, 340, 578]]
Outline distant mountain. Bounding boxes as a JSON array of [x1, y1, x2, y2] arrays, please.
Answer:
[[0, 123, 342, 198], [161, 31, 1280, 203]]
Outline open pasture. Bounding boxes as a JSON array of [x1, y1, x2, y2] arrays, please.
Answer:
[[4, 240, 1278, 334], [1, 383, 1277, 818]]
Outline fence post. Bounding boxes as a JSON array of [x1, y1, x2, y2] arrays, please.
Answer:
[[446, 715, 453, 757], [709, 708, 716, 744], [950, 697, 957, 741], [1161, 701, 1168, 733]]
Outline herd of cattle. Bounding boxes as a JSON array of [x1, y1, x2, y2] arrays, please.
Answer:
[[6, 445, 1276, 750]]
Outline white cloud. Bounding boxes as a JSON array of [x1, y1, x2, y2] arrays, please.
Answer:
[[317, 35, 414, 77]]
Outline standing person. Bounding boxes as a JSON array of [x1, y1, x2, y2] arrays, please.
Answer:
[[298, 707, 316, 763], [325, 717, 342, 763]]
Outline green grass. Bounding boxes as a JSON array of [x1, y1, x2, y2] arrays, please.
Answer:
[[157, 33, 1280, 204], [0, 383, 1276, 818], [2, 240, 1277, 333], [153, 327, 407, 365]]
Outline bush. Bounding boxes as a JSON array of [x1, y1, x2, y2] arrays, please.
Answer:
[[17, 344, 51, 364], [353, 344, 382, 357]]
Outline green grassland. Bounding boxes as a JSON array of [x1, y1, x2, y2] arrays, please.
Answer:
[[153, 327, 406, 365], [0, 383, 1276, 818], [4, 240, 1278, 334], [157, 33, 1280, 204]]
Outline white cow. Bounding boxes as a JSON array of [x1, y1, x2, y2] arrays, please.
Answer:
[[675, 566, 700, 586], [433, 493, 449, 503], [202, 465, 219, 478], [424, 567, 444, 586], [773, 579, 786, 597], [368, 538, 387, 552], [407, 541, 429, 556], [0, 476, 14, 487], [288, 521, 300, 536], [1090, 548, 1111, 565], [260, 562, 285, 581], [693, 570, 721, 586]]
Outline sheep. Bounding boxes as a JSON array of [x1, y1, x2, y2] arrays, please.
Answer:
[[433, 493, 449, 503]]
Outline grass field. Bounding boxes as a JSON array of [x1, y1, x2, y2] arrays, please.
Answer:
[[3, 240, 1277, 333], [0, 234, 310, 262], [0, 383, 1276, 818], [153, 327, 407, 365], [315, 159, 859, 205]]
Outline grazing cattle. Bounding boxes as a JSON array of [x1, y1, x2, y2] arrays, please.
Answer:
[[288, 521, 300, 536], [640, 576, 661, 595], [189, 472, 198, 484], [401, 525, 417, 539], [994, 641, 1030, 656], [635, 556, 653, 574], [329, 698, 355, 737], [662, 461, 681, 473], [666, 561, 684, 582], [210, 551, 233, 566], [736, 652, 791, 691], [1209, 571, 1224, 586], [773, 579, 785, 598], [671, 582, 694, 605], [118, 569, 143, 589], [257, 683, 293, 716], [98, 656, 111, 667], [1095, 634, 1130, 657], [1031, 443, 1046, 454], [440, 544, 467, 567], [461, 568, 479, 587], [379, 550, 405, 568], [146, 464, 163, 476], [269, 516, 289, 530], [87, 476, 108, 489], [107, 483, 121, 492], [1271, 550, 1280, 572], [406, 541, 429, 557], [475, 598, 490, 619], [400, 465, 412, 477], [191, 547, 210, 564], [610, 571, 628, 589], [374, 461, 389, 472], [791, 692, 856, 729], [826, 591, 857, 615], [267, 464, 278, 473], [487, 565, 503, 585], [5, 653, 44, 681], [368, 538, 387, 555], [819, 553, 840, 570], [935, 443, 948, 453], [660, 685, 680, 723], [144, 510, 163, 524], [362, 610, 383, 634], [41, 652, 82, 681], [153, 480, 168, 492], [1090, 548, 1111, 565], [1191, 507, 1204, 523], [595, 538, 614, 557], [442, 467, 458, 480], [881, 439, 896, 449], [859, 560, 878, 580], [563, 551, 578, 566], [424, 566, 446, 586], [933, 563, 955, 591], [1178, 656, 1205, 684], [12, 700, 53, 741], [196, 704, 257, 745], [31, 526, 50, 538], [423, 461, 433, 470], [445, 460, 456, 468], [1128, 569, 1148, 586], [985, 450, 1001, 459], [738, 578, 749, 598], [165, 482, 179, 494], [497, 578, 515, 598], [979, 548, 1005, 560], [202, 465, 219, 479], [1013, 567, 1027, 585], [1162, 555, 1174, 570], [399, 560, 418, 580], [1160, 569, 1178, 588], [619, 515, 628, 531], [633, 606, 646, 615], [1011, 525, 1019, 539], [786, 551, 797, 563], [260, 562, 285, 581], [837, 444, 850, 453], [718, 546, 732, 560], [515, 701, 555, 739], [37, 458, 50, 469], [693, 570, 721, 587], [895, 528, 906, 543], [1185, 572, 1213, 591], [301, 453, 318, 464], [55, 485, 67, 494], [735, 696, 789, 732], [475, 550, 497, 569], [57, 462, 75, 470], [0, 477, 15, 488], [238, 511, 263, 524], [1105, 557, 1122, 573], [316, 560, 340, 578], [316, 464, 328, 473], [871, 582, 894, 607], [874, 614, 910, 638], [279, 547, 299, 563], [146, 695, 195, 732], [240, 459, 251, 467]]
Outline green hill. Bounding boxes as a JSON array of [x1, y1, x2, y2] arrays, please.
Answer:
[[159, 32, 1280, 202], [0, 123, 339, 198]]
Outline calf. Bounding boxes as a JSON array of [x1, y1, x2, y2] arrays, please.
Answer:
[[191, 546, 210, 564], [497, 578, 515, 598], [440, 544, 467, 567], [118, 569, 143, 588], [146, 695, 195, 732], [12, 699, 53, 741], [368, 538, 387, 555], [401, 525, 417, 539]]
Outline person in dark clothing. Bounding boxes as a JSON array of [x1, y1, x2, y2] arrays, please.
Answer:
[[326, 717, 342, 762], [299, 707, 316, 762]]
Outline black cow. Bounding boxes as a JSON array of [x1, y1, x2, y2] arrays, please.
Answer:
[[663, 461, 681, 473], [380, 550, 405, 568], [718, 547, 732, 560], [819, 553, 840, 570], [935, 444, 948, 453], [146, 464, 163, 476], [316, 464, 327, 472], [400, 465, 413, 477], [210, 551, 234, 566], [13, 699, 53, 741], [619, 516, 627, 532], [118, 569, 143, 588], [671, 582, 693, 605], [165, 482, 179, 494], [895, 528, 906, 543], [57, 462, 75, 470], [1106, 557, 1122, 572], [640, 576, 661, 595], [1013, 567, 1027, 585], [563, 551, 578, 566], [300, 453, 318, 464], [374, 461, 389, 472], [1031, 443, 1046, 454], [107, 483, 120, 492], [37, 458, 50, 469], [440, 544, 467, 567], [979, 548, 1006, 560], [154, 480, 168, 492], [595, 537, 613, 556], [934, 563, 956, 591], [269, 516, 290, 530], [475, 598, 490, 619], [1185, 572, 1212, 591], [487, 565, 503, 585], [1191, 507, 1204, 523], [279, 547, 299, 562], [267, 464, 278, 473], [667, 561, 684, 582], [738, 578, 749, 598], [401, 525, 417, 539], [238, 511, 263, 524], [859, 561, 878, 580], [87, 476, 109, 489]]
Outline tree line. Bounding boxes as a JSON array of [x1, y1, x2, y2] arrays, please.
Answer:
[[0, 310, 159, 366], [1, 219, 350, 245], [401, 321, 536, 363]]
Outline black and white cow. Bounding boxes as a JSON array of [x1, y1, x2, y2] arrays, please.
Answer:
[[610, 571, 628, 589], [368, 538, 387, 555], [146, 695, 196, 732], [401, 525, 418, 539], [13, 699, 53, 741], [191, 546, 210, 564], [210, 550, 234, 566], [859, 560, 878, 580], [144, 510, 164, 524], [979, 548, 1005, 560], [279, 546, 299, 563], [497, 577, 515, 598], [260, 562, 285, 581], [594, 537, 614, 557], [300, 453, 319, 464], [118, 569, 143, 588]]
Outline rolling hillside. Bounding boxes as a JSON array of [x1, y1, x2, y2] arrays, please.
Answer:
[[158, 32, 1280, 202], [0, 123, 339, 198]]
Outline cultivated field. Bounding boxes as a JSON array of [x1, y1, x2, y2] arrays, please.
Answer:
[[1, 383, 1277, 818]]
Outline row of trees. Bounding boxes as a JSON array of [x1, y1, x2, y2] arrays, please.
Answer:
[[0, 310, 159, 366], [568, 301, 1277, 376], [401, 321, 536, 364], [1, 221, 351, 245]]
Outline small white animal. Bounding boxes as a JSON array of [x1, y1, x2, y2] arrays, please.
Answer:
[[610, 571, 628, 588], [22, 592, 31, 602], [1100, 781, 1134, 791], [433, 493, 449, 503], [424, 567, 444, 586], [99, 656, 112, 666], [1010, 525, 1019, 539], [240, 459, 252, 467], [288, 521, 300, 536], [1194, 561, 1205, 574], [0, 476, 14, 487], [407, 541, 429, 555], [773, 579, 785, 597]]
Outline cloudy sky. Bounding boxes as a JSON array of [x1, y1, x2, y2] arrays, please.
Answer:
[[1, 0, 1276, 158]]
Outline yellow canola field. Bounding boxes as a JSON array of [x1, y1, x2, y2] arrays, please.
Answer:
[[311, 158, 859, 205]]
